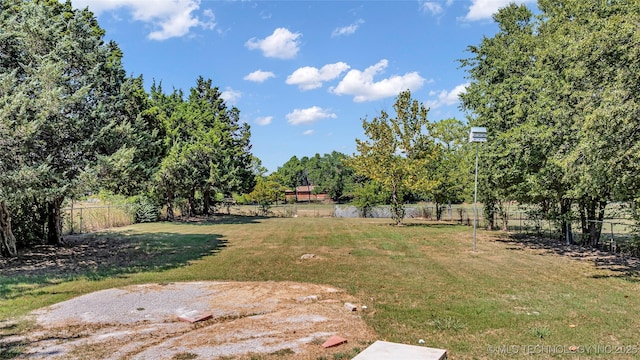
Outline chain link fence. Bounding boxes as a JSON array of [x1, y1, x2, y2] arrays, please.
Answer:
[[62, 204, 134, 235]]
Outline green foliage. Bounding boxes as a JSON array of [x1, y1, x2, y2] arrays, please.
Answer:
[[152, 77, 255, 219], [348, 90, 437, 224], [432, 316, 467, 331], [0, 0, 129, 248], [131, 196, 160, 224], [529, 327, 552, 340], [275, 151, 355, 202], [460, 1, 640, 241], [428, 118, 470, 219], [352, 182, 388, 218], [246, 175, 286, 215]]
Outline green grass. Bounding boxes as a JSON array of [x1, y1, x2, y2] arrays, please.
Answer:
[[2, 217, 640, 359]]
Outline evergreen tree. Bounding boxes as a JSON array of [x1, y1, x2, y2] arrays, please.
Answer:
[[0, 0, 130, 250]]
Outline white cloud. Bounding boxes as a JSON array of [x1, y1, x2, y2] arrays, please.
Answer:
[[255, 116, 273, 126], [331, 19, 364, 37], [422, 2, 443, 15], [286, 106, 337, 125], [245, 28, 301, 59], [303, 130, 315, 136], [220, 87, 242, 105], [286, 62, 350, 90], [330, 59, 426, 102], [70, 0, 215, 40], [244, 70, 275, 83], [464, 0, 535, 21], [426, 83, 469, 109]]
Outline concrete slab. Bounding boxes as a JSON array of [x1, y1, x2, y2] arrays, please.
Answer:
[[352, 340, 447, 360]]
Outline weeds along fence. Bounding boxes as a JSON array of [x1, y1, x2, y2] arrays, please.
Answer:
[[62, 204, 134, 235]]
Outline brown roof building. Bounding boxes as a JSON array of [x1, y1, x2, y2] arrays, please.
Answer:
[[284, 185, 330, 202]]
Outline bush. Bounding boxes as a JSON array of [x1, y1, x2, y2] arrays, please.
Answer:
[[620, 236, 640, 257], [132, 196, 160, 223], [352, 182, 387, 218]]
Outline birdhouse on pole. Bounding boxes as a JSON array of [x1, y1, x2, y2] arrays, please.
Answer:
[[469, 127, 487, 143]]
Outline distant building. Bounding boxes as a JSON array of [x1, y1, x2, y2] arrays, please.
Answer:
[[284, 185, 330, 202]]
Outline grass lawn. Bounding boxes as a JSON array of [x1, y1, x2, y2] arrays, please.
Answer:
[[2, 217, 640, 359]]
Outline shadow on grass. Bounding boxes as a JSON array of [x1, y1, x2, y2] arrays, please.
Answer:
[[0, 231, 227, 301], [497, 233, 640, 281]]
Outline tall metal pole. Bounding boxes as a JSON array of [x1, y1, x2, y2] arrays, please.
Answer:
[[473, 143, 479, 252], [469, 126, 486, 252]]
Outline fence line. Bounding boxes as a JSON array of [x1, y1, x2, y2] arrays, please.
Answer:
[[62, 204, 134, 235], [61, 202, 636, 254]]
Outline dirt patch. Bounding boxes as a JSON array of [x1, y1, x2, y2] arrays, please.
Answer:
[[6, 281, 376, 359]]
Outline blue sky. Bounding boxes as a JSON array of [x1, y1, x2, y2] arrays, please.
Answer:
[[69, 0, 535, 173]]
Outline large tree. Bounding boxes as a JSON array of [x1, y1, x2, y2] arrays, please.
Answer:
[[0, 0, 129, 249], [89, 75, 167, 196], [461, 0, 640, 243], [348, 90, 437, 225], [154, 77, 255, 218]]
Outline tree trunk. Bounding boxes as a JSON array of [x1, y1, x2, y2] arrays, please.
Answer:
[[166, 193, 175, 221], [592, 201, 606, 247], [435, 200, 442, 221], [390, 182, 404, 225], [203, 188, 211, 216], [498, 200, 509, 231], [579, 201, 588, 245], [0, 201, 17, 257], [483, 200, 496, 230], [560, 199, 572, 244], [188, 188, 197, 217], [46, 197, 64, 246], [582, 200, 606, 247]]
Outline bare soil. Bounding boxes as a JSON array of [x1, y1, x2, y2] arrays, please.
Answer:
[[0, 234, 377, 359], [7, 281, 375, 359]]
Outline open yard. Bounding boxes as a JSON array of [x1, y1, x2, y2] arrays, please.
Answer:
[[2, 216, 640, 359]]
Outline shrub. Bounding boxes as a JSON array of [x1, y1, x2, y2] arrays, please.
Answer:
[[352, 182, 387, 218], [132, 196, 160, 223]]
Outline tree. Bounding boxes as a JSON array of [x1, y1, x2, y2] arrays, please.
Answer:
[[461, 0, 640, 243], [153, 77, 255, 218], [537, 0, 640, 244], [276, 152, 356, 202], [247, 174, 287, 215], [90, 75, 167, 196], [0, 0, 129, 249], [460, 3, 540, 230], [351, 181, 388, 218], [348, 90, 437, 225], [429, 118, 469, 220]]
